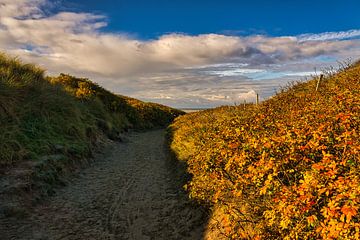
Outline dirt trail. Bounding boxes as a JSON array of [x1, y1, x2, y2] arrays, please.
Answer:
[[1, 129, 207, 240]]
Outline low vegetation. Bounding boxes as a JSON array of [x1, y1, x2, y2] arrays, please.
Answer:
[[0, 53, 182, 187], [168, 62, 359, 239]]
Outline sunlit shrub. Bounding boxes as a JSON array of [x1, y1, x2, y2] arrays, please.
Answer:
[[169, 63, 360, 239]]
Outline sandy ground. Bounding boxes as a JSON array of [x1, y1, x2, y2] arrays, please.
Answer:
[[0, 129, 207, 240]]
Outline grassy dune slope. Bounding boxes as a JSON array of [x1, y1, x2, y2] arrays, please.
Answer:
[[168, 63, 359, 239], [0, 53, 182, 190], [49, 74, 182, 131]]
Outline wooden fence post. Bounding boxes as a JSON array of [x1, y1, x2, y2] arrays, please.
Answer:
[[316, 74, 324, 91], [256, 93, 259, 105]]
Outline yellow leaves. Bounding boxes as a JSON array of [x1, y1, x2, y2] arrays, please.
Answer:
[[328, 200, 340, 211], [220, 149, 228, 156], [318, 187, 331, 196], [300, 172, 317, 187], [260, 173, 276, 195], [213, 190, 222, 203], [263, 210, 277, 226], [75, 81, 95, 98], [280, 218, 292, 230], [260, 185, 267, 195], [307, 215, 318, 226], [235, 127, 242, 134]]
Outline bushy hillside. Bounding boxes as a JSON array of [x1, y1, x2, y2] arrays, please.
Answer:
[[168, 63, 359, 239], [0, 53, 183, 169]]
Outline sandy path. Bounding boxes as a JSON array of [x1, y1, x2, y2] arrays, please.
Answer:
[[1, 129, 206, 240]]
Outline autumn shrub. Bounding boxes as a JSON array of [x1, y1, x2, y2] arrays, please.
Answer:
[[169, 63, 359, 239]]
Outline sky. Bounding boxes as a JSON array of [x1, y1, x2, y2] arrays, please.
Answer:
[[0, 0, 359, 108]]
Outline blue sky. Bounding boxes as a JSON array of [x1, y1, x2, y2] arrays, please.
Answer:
[[65, 0, 360, 39], [0, 0, 359, 108]]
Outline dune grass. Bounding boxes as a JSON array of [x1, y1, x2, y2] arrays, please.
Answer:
[[0, 53, 183, 168]]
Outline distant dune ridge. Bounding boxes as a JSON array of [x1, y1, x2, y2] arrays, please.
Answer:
[[168, 61, 360, 239]]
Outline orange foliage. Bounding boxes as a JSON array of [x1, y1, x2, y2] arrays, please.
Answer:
[[169, 63, 360, 239]]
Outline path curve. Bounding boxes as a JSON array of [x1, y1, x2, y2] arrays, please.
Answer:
[[1, 129, 206, 240]]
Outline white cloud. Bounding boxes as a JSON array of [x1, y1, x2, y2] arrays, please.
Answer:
[[206, 68, 265, 77], [298, 29, 360, 42], [0, 0, 359, 108], [0, 0, 46, 17]]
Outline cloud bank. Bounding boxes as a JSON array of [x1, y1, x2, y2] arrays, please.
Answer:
[[1, 0, 359, 108]]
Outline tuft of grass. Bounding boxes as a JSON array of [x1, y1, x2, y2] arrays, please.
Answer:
[[168, 62, 360, 239]]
